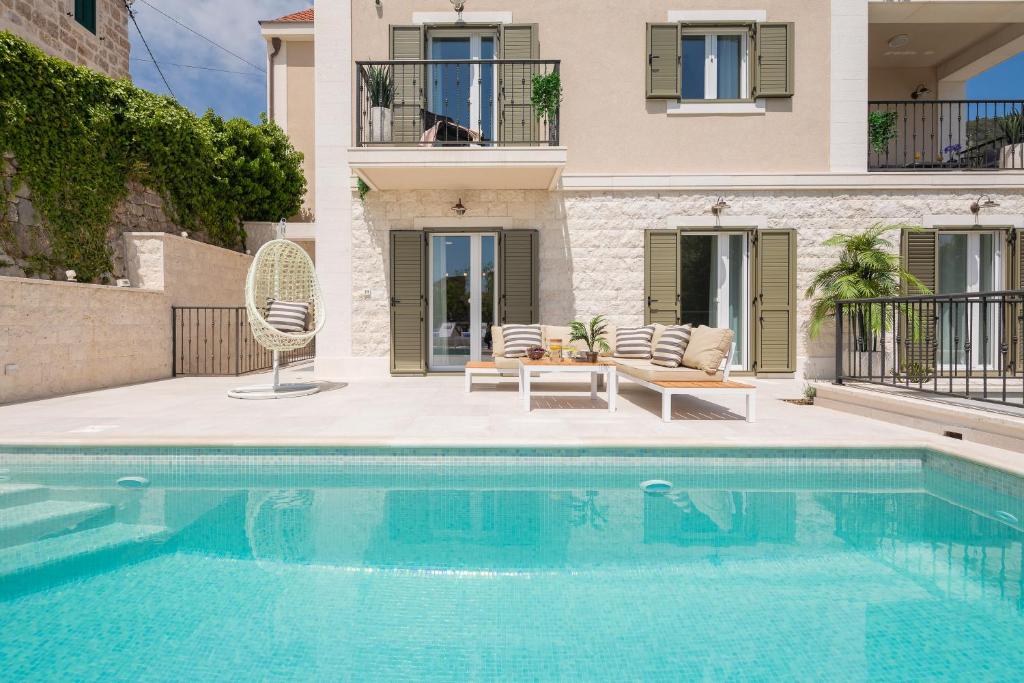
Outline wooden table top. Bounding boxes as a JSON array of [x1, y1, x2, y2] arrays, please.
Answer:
[[519, 358, 616, 367]]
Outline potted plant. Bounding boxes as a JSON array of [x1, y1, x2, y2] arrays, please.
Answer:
[[998, 108, 1024, 169], [364, 65, 394, 143], [569, 315, 610, 363], [867, 110, 899, 157], [805, 224, 932, 376], [531, 71, 562, 144]]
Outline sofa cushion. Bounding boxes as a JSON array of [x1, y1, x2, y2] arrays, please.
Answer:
[[502, 324, 542, 357], [494, 355, 520, 370], [614, 358, 724, 382], [491, 325, 505, 356], [681, 326, 734, 374], [542, 325, 589, 353], [266, 299, 309, 333], [651, 324, 693, 367], [613, 325, 656, 359]]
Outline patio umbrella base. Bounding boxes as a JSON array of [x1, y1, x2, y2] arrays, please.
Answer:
[[227, 383, 320, 400]]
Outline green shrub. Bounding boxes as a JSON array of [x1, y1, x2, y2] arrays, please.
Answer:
[[0, 32, 305, 282]]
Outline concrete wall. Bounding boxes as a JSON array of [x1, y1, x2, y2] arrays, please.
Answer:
[[351, 186, 1024, 379], [0, 0, 131, 79], [287, 41, 316, 219], [0, 234, 253, 404]]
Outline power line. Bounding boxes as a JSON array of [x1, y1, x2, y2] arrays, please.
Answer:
[[135, 0, 266, 74], [131, 58, 263, 77], [126, 1, 175, 98]]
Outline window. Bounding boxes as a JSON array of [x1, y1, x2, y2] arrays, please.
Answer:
[[75, 0, 97, 34], [681, 29, 749, 101]]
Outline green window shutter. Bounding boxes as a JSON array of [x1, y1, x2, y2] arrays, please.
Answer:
[[753, 22, 794, 98], [390, 25, 425, 144], [755, 230, 796, 373], [644, 230, 680, 325], [500, 24, 539, 145], [389, 231, 426, 375], [646, 23, 681, 99], [900, 229, 937, 374], [901, 229, 937, 294], [75, 0, 97, 33], [499, 230, 539, 324]]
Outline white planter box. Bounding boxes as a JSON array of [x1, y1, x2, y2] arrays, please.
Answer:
[[999, 142, 1024, 169], [368, 107, 393, 144]]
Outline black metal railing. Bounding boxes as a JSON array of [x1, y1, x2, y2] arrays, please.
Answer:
[[172, 307, 315, 377], [835, 291, 1024, 407], [355, 59, 560, 147], [868, 100, 1024, 171]]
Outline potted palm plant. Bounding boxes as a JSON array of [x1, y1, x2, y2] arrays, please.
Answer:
[[364, 65, 394, 143], [998, 108, 1024, 169], [805, 224, 931, 374], [569, 315, 610, 363]]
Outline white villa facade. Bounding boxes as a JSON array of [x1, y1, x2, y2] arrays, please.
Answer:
[[259, 0, 1024, 381]]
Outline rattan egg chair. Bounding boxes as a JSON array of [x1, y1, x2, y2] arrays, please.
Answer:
[[228, 224, 325, 399]]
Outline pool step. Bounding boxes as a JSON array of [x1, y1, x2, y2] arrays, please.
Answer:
[[0, 500, 114, 549], [0, 484, 49, 509]]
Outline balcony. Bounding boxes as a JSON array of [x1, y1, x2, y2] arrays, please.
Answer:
[[868, 100, 1024, 171], [350, 59, 566, 191]]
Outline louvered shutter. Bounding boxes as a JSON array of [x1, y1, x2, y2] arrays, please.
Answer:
[[390, 25, 425, 144], [900, 229, 937, 375], [389, 231, 426, 375], [499, 24, 539, 145], [1010, 230, 1023, 373], [755, 230, 796, 373], [754, 22, 794, 98], [500, 230, 539, 324], [646, 23, 681, 99], [644, 230, 680, 325]]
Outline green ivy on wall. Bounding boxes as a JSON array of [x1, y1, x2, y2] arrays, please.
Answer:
[[0, 32, 306, 282]]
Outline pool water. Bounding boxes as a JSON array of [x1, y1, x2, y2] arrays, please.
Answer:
[[1, 449, 1023, 681]]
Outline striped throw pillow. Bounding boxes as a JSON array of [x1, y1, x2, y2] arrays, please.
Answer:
[[502, 324, 542, 358], [266, 299, 309, 333], [613, 325, 656, 359], [651, 324, 693, 367]]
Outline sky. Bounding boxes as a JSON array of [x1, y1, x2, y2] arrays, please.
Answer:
[[128, 3, 1024, 122], [127, 0, 305, 122]]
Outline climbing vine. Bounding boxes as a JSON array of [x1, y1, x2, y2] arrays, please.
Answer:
[[0, 32, 306, 282]]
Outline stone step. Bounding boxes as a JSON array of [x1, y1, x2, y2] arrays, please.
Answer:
[[0, 520, 168, 585], [0, 484, 49, 509], [0, 500, 114, 549]]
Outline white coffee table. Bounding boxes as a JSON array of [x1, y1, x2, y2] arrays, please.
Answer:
[[517, 358, 618, 412]]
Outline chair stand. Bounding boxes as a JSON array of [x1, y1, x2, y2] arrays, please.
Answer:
[[227, 351, 320, 400]]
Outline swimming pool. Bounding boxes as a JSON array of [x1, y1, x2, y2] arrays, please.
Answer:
[[1, 447, 1022, 680]]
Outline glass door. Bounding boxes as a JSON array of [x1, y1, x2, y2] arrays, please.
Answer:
[[428, 233, 497, 371], [678, 233, 749, 369], [428, 32, 496, 143], [937, 231, 1001, 369]]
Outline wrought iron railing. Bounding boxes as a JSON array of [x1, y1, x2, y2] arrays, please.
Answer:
[[868, 100, 1024, 171], [172, 307, 315, 377], [834, 291, 1024, 407], [355, 59, 560, 147]]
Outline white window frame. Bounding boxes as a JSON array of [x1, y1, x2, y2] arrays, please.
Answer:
[[680, 27, 750, 102], [426, 31, 499, 142]]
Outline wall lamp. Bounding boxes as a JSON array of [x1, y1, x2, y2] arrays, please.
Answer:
[[969, 194, 999, 216], [710, 196, 730, 216], [910, 84, 932, 100], [452, 198, 468, 216]]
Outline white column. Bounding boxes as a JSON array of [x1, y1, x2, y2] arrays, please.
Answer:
[[313, 0, 355, 379], [829, 0, 868, 172]]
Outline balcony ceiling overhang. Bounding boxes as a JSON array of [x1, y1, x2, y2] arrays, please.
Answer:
[[869, 1, 1024, 24], [869, 22, 1007, 68], [349, 147, 567, 191]]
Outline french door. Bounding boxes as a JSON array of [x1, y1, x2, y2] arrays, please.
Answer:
[[428, 233, 498, 371], [678, 233, 750, 369], [936, 231, 1002, 369], [427, 31, 497, 142]]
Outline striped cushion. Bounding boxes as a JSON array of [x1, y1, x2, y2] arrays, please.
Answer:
[[613, 325, 655, 359], [651, 324, 693, 367], [502, 324, 542, 358], [266, 299, 309, 333]]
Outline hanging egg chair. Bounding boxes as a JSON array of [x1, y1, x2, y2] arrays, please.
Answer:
[[228, 221, 325, 399]]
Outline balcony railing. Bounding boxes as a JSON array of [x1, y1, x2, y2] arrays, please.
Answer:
[[868, 100, 1024, 171], [834, 291, 1024, 408], [355, 59, 560, 147]]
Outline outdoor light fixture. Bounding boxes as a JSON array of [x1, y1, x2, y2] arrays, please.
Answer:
[[452, 198, 467, 216], [970, 194, 1000, 215], [65, 270, 77, 282], [451, 0, 465, 14], [910, 84, 931, 100], [887, 34, 910, 49], [710, 196, 730, 216]]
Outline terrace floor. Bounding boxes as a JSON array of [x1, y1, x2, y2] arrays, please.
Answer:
[[1, 364, 1023, 474]]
